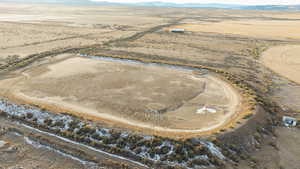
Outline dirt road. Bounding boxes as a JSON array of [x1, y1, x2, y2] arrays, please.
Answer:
[[0, 117, 148, 169]]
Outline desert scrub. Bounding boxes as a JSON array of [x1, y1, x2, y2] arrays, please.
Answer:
[[243, 113, 253, 119], [77, 125, 96, 136], [253, 132, 262, 144], [53, 120, 65, 128], [68, 119, 80, 131], [26, 112, 34, 119], [43, 118, 53, 126], [5, 55, 20, 64], [0, 99, 229, 168]]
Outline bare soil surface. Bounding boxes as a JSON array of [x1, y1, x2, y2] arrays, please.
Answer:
[[0, 54, 241, 136], [0, 126, 98, 169], [0, 3, 168, 61], [276, 127, 300, 169]]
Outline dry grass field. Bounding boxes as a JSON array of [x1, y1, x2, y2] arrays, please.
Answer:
[[174, 20, 300, 40], [261, 45, 300, 112], [0, 3, 167, 62], [111, 31, 255, 65], [262, 45, 300, 84]]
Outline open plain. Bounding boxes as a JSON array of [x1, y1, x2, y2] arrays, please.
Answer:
[[1, 2, 300, 169]]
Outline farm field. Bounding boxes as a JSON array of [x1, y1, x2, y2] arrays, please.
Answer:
[[174, 20, 300, 40], [1, 1, 300, 169], [262, 45, 300, 84]]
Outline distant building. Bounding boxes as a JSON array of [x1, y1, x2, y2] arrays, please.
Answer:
[[282, 116, 297, 127], [170, 28, 185, 33]]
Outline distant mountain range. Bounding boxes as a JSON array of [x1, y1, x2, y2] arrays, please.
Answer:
[[131, 2, 300, 10], [2, 0, 300, 11]]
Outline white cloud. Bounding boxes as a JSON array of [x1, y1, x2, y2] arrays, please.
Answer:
[[90, 0, 300, 5]]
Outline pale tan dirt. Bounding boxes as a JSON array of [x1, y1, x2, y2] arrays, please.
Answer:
[[261, 13, 300, 19], [0, 54, 241, 135], [0, 3, 165, 27], [174, 20, 300, 40], [0, 21, 135, 59], [112, 31, 252, 65], [0, 118, 138, 169], [0, 3, 167, 60], [0, 131, 93, 169], [277, 127, 300, 169], [0, 21, 118, 48], [262, 45, 300, 84]]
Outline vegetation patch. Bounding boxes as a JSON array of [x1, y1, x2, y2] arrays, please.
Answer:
[[0, 98, 231, 168]]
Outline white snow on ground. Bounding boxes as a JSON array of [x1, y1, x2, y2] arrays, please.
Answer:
[[21, 124, 150, 169], [201, 141, 225, 160], [0, 140, 7, 148], [12, 132, 22, 137], [0, 98, 226, 168], [96, 128, 111, 137], [0, 100, 73, 126], [23, 136, 99, 168], [83, 54, 201, 72]]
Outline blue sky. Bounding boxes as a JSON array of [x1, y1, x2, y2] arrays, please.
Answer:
[[90, 0, 300, 5]]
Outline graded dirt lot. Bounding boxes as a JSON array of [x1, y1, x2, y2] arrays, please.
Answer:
[[0, 54, 241, 135], [262, 45, 300, 84]]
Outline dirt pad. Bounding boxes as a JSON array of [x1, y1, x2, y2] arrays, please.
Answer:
[[0, 54, 241, 135]]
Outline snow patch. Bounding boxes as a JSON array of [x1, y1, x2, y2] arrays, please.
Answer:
[[0, 140, 7, 148], [24, 136, 97, 167], [202, 141, 225, 160], [21, 124, 150, 168]]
